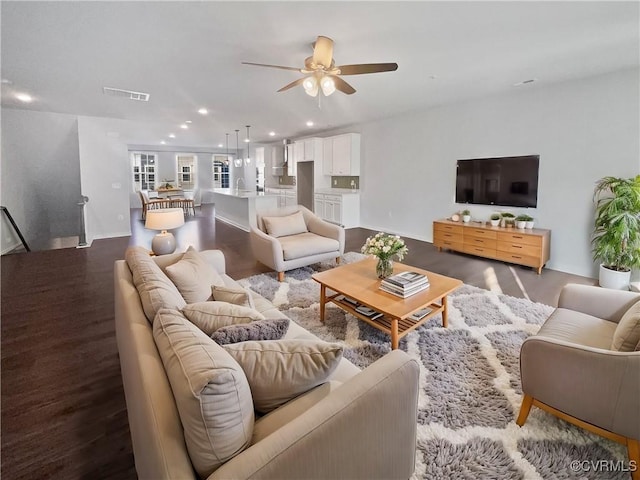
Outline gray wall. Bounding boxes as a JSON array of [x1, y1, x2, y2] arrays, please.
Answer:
[[318, 68, 640, 279], [1, 108, 81, 250]]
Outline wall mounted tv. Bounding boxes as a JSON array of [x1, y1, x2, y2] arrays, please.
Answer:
[[455, 155, 539, 208]]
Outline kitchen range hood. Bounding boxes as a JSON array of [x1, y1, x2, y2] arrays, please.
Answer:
[[272, 139, 291, 175]]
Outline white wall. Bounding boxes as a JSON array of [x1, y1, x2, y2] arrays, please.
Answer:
[[319, 68, 640, 278], [77, 116, 132, 243], [1, 108, 81, 250]]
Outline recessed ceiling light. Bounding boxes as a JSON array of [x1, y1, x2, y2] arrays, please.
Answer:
[[513, 78, 537, 87], [269, 131, 276, 136], [168, 133, 175, 138], [198, 108, 208, 115], [244, 138, 250, 143], [15, 93, 32, 103], [306, 121, 314, 127], [1, 78, 13, 85], [185, 120, 192, 124], [218, 143, 223, 148], [160, 141, 166, 145], [180, 124, 188, 129]]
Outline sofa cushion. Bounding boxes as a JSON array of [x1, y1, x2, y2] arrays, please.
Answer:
[[211, 318, 290, 345], [252, 380, 343, 444], [537, 307, 617, 350], [211, 285, 255, 309], [165, 246, 226, 304], [125, 246, 186, 323], [262, 210, 308, 238], [279, 232, 340, 261], [182, 302, 265, 336], [223, 339, 343, 413], [611, 300, 640, 352], [153, 309, 254, 478]]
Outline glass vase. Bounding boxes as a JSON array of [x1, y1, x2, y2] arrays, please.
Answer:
[[376, 257, 393, 279]]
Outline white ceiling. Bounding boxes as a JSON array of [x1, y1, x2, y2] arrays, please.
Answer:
[[1, 1, 638, 147]]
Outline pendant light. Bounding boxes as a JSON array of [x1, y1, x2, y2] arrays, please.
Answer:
[[234, 129, 242, 167], [244, 125, 251, 166], [225, 133, 230, 166]]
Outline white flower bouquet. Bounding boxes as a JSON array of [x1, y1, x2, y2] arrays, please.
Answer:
[[360, 232, 408, 261]]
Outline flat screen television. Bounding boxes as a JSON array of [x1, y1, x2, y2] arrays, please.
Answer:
[[455, 155, 539, 208]]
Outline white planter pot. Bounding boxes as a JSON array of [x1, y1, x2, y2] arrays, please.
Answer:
[[599, 264, 631, 290], [515, 221, 526, 229], [462, 215, 471, 223], [490, 219, 500, 227], [525, 221, 535, 229]]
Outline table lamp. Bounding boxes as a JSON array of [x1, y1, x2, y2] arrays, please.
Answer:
[[145, 208, 184, 255]]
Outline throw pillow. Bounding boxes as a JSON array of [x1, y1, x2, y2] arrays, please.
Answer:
[[262, 211, 308, 238], [125, 246, 186, 323], [211, 285, 255, 309], [165, 246, 225, 304], [153, 308, 254, 478], [182, 301, 265, 335], [223, 339, 343, 413], [211, 318, 290, 345], [611, 300, 640, 351]]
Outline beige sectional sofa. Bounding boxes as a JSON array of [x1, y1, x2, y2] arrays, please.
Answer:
[[114, 246, 420, 479]]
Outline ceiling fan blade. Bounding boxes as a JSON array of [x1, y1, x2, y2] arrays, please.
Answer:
[[242, 62, 302, 72], [337, 63, 398, 75], [312, 36, 334, 69], [277, 77, 306, 92], [333, 76, 356, 95]]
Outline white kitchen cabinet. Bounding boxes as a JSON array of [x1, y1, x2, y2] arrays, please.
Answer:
[[322, 133, 361, 176], [286, 143, 296, 176], [322, 138, 333, 176], [314, 191, 359, 228], [284, 189, 297, 207]]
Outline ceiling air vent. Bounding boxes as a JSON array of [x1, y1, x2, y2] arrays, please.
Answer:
[[103, 87, 150, 102]]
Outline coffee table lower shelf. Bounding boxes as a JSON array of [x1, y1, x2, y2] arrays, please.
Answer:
[[327, 295, 447, 349]]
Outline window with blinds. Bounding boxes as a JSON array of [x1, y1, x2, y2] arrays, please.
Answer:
[[176, 155, 197, 189]]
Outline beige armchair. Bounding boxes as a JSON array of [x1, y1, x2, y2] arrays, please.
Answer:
[[516, 284, 640, 478], [251, 205, 345, 281]]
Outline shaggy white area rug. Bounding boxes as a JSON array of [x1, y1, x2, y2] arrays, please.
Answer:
[[239, 253, 629, 480]]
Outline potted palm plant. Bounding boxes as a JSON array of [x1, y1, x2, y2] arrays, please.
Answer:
[[592, 175, 640, 290]]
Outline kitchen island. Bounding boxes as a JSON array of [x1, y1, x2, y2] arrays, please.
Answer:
[[209, 188, 278, 232]]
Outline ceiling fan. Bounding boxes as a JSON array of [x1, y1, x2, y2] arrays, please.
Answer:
[[242, 36, 398, 97]]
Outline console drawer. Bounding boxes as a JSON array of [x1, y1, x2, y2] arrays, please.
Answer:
[[497, 241, 541, 257], [463, 244, 497, 258], [434, 222, 464, 235], [495, 250, 541, 268], [497, 232, 541, 247], [465, 237, 497, 249], [435, 239, 464, 252], [465, 228, 498, 240]]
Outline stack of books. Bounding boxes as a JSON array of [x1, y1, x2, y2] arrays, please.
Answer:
[[335, 295, 383, 320], [380, 271, 430, 298]]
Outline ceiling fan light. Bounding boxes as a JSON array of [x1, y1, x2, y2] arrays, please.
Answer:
[[303, 76, 319, 97], [320, 76, 336, 96]]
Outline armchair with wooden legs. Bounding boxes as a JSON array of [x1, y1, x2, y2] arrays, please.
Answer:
[[516, 284, 640, 479], [250, 205, 344, 282]]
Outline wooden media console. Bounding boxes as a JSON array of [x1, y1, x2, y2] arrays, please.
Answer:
[[433, 219, 551, 274]]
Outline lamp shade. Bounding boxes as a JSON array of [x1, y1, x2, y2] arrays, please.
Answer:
[[145, 208, 184, 231]]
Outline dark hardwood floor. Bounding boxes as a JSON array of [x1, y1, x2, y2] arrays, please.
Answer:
[[1, 204, 595, 479]]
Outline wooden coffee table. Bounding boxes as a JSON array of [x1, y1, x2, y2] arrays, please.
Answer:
[[312, 258, 463, 349]]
